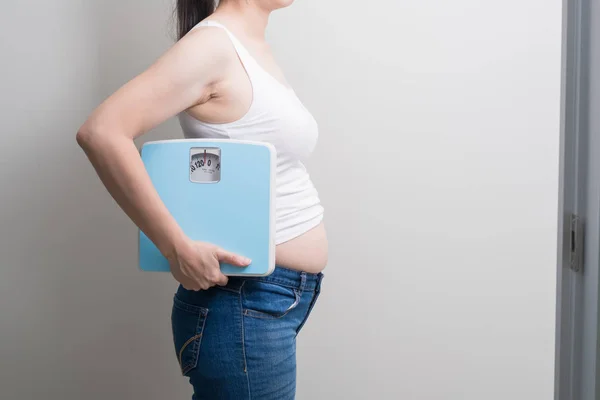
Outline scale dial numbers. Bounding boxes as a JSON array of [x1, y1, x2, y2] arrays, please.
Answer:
[[190, 147, 221, 183]]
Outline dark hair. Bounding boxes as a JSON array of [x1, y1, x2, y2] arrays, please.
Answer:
[[175, 0, 216, 40]]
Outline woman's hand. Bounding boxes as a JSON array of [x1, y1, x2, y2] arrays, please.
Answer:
[[167, 237, 251, 291]]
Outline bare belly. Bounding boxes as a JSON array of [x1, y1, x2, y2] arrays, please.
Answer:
[[275, 222, 328, 274]]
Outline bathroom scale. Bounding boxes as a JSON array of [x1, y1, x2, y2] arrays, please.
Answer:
[[138, 139, 276, 276]]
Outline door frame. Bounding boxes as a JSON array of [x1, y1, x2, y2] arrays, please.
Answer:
[[555, 0, 598, 399]]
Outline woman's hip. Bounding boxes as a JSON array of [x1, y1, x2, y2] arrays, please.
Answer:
[[170, 266, 324, 399]]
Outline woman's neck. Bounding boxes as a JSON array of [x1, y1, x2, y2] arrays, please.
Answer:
[[213, 1, 270, 41]]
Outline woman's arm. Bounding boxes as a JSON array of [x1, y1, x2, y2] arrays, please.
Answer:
[[76, 27, 250, 290]]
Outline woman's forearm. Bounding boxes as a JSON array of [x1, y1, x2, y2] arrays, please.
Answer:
[[76, 130, 187, 259]]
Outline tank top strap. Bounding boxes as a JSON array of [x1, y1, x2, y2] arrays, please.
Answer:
[[191, 20, 259, 77]]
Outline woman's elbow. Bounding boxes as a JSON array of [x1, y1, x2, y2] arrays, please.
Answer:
[[76, 120, 114, 151], [75, 125, 93, 149]]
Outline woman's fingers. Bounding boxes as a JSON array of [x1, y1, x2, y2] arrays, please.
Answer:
[[214, 273, 229, 287], [174, 243, 247, 290], [179, 273, 201, 291], [214, 248, 251, 267], [183, 283, 200, 291], [204, 256, 229, 286]]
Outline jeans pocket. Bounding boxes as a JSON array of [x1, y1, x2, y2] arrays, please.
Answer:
[[296, 275, 324, 335], [241, 280, 301, 319], [171, 295, 208, 376]]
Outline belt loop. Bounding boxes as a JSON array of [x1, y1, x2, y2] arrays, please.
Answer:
[[299, 272, 307, 292], [316, 272, 323, 292]]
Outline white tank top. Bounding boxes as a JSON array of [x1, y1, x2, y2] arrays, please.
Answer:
[[178, 20, 324, 245]]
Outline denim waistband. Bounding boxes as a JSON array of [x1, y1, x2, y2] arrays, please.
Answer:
[[241, 265, 324, 292]]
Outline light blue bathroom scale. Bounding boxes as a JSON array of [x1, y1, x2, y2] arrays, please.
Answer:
[[138, 139, 276, 276]]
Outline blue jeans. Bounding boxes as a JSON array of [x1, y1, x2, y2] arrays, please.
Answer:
[[171, 266, 324, 399]]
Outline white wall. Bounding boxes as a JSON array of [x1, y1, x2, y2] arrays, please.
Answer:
[[1, 1, 190, 399], [0, 0, 561, 399], [270, 1, 561, 399]]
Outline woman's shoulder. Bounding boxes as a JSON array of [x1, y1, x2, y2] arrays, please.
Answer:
[[166, 22, 241, 81], [181, 22, 234, 57]]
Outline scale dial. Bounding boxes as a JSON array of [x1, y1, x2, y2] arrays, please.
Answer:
[[190, 147, 221, 183]]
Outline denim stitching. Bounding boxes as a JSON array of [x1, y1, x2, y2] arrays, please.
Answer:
[[179, 334, 202, 375], [215, 285, 241, 294], [239, 281, 248, 373], [173, 297, 208, 315], [174, 297, 208, 375], [242, 288, 301, 320], [191, 306, 203, 370], [239, 281, 252, 399], [296, 274, 323, 336], [244, 276, 318, 291]]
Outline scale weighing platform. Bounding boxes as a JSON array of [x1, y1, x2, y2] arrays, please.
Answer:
[[138, 139, 276, 276]]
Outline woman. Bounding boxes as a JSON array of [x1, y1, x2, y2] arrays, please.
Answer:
[[76, 0, 327, 398]]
